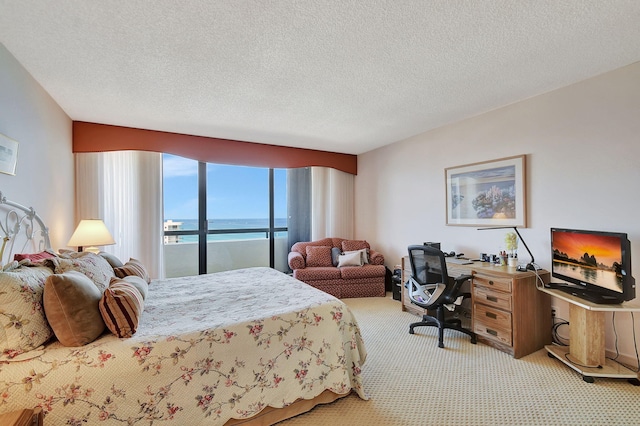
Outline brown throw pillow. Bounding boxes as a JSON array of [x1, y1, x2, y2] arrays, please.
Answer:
[[113, 258, 151, 283], [305, 246, 333, 267], [99, 278, 144, 338], [43, 271, 105, 347]]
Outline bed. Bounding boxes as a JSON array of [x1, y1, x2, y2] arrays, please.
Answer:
[[0, 193, 367, 425]]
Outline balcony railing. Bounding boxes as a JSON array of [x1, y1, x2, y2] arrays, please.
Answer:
[[163, 227, 289, 278]]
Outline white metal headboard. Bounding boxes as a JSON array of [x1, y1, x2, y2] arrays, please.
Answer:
[[0, 191, 52, 266]]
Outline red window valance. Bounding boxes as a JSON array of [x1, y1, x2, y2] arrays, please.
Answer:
[[73, 121, 357, 175]]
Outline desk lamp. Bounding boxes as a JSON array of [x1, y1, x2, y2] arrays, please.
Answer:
[[478, 226, 537, 271], [68, 219, 115, 253]]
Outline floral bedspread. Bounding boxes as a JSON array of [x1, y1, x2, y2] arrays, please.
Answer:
[[0, 267, 367, 425]]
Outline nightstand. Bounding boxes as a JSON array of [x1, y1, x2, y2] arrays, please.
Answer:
[[0, 408, 43, 426]]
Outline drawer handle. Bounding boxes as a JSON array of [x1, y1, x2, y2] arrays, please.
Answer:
[[488, 280, 494, 285], [485, 312, 497, 319], [486, 295, 498, 302], [486, 328, 498, 336]]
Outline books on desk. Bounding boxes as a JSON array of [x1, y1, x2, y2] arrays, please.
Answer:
[[446, 258, 474, 265]]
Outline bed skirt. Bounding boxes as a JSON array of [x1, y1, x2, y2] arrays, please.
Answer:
[[225, 390, 350, 425]]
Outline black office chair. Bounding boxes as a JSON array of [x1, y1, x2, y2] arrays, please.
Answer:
[[406, 245, 477, 348]]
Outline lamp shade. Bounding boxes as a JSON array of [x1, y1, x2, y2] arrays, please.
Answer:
[[67, 219, 116, 252]]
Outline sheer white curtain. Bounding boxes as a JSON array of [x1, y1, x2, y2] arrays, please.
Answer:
[[75, 151, 164, 279], [311, 167, 354, 240]]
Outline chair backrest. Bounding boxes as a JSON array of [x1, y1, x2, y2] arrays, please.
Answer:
[[407, 244, 448, 286]]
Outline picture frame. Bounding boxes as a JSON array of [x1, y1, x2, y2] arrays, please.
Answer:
[[445, 155, 526, 227], [0, 133, 19, 176]]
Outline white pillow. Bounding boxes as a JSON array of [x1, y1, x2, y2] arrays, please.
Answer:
[[338, 251, 364, 267], [344, 248, 369, 264]]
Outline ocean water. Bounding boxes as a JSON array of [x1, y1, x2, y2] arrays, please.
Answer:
[[165, 218, 288, 243]]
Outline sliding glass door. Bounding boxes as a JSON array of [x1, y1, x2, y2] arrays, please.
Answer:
[[162, 154, 293, 277], [162, 154, 199, 277]]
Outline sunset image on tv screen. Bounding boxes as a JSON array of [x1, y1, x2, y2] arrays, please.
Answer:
[[552, 231, 623, 291]]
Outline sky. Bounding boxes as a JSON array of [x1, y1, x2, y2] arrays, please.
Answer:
[[163, 154, 287, 220], [552, 231, 621, 267]]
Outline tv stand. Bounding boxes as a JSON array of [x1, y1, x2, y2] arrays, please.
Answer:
[[540, 287, 640, 384]]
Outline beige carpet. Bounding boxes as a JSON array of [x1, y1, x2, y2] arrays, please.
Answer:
[[279, 293, 640, 425]]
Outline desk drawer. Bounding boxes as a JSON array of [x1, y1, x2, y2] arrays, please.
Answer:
[[474, 319, 512, 346], [474, 286, 512, 311], [473, 274, 512, 293], [474, 303, 512, 346]]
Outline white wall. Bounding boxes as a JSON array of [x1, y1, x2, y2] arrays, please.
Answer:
[[0, 44, 74, 249], [356, 62, 640, 363]]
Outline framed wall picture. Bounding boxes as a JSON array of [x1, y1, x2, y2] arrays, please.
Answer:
[[0, 133, 19, 176], [445, 155, 526, 227]]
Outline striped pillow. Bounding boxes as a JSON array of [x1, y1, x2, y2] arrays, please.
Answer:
[[99, 278, 144, 338], [113, 258, 150, 283]]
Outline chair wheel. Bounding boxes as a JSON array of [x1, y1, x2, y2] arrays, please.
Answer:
[[438, 342, 444, 348], [409, 328, 415, 334]]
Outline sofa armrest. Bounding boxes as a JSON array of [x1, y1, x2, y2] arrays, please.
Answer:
[[288, 251, 306, 270], [369, 250, 384, 265]]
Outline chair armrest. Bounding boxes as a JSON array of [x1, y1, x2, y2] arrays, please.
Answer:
[[406, 277, 445, 308], [369, 250, 384, 265], [288, 252, 306, 270]]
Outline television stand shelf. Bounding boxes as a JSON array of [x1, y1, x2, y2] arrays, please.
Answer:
[[539, 287, 640, 384]]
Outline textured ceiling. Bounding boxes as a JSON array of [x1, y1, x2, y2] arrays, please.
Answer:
[[1, 1, 639, 155]]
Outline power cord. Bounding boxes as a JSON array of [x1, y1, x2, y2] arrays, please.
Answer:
[[532, 266, 546, 290], [532, 267, 570, 345], [609, 311, 640, 373], [552, 315, 569, 346]]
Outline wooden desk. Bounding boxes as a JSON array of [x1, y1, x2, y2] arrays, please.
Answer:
[[401, 257, 551, 358], [539, 287, 640, 383], [0, 408, 43, 426]]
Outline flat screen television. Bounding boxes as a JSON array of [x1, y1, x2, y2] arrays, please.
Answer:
[[550, 228, 635, 304]]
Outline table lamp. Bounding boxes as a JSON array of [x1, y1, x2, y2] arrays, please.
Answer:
[[477, 226, 537, 271], [67, 219, 115, 253]]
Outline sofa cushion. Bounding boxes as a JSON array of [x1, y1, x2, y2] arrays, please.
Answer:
[[291, 238, 334, 258], [342, 240, 371, 252], [338, 251, 364, 267], [340, 264, 386, 280], [344, 248, 369, 264], [305, 246, 333, 267], [331, 247, 342, 266], [294, 267, 342, 281]]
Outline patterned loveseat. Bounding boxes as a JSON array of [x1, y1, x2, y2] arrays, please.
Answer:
[[288, 237, 386, 298]]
